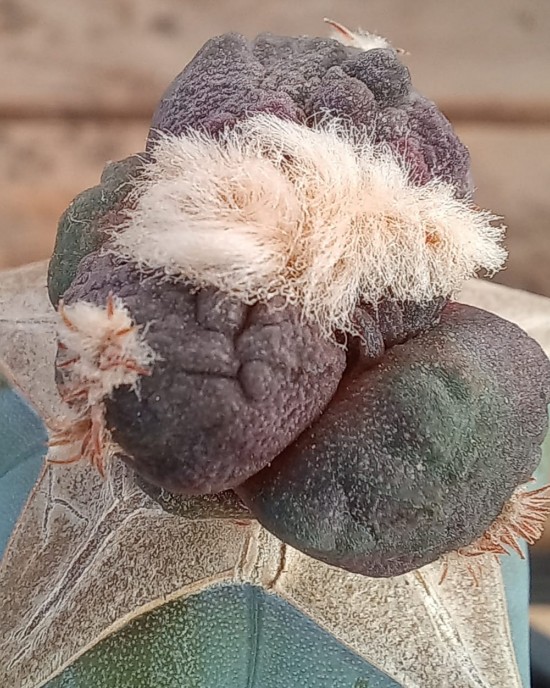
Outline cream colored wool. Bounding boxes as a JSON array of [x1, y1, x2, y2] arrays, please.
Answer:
[[50, 298, 156, 475], [58, 298, 156, 406], [113, 115, 506, 335], [324, 18, 391, 51]]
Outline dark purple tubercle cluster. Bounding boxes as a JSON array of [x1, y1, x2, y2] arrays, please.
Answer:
[[49, 30, 550, 577]]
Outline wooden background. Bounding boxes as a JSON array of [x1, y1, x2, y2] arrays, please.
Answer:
[[0, 0, 549, 297]]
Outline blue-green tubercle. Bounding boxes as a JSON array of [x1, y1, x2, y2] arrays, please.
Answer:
[[46, 584, 399, 688], [0, 385, 46, 555]]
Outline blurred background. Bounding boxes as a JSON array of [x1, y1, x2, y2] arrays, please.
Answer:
[[1, 0, 550, 677], [0, 0, 549, 296]]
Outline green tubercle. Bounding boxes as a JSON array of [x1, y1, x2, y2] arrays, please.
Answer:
[[47, 155, 143, 306], [45, 584, 399, 688]]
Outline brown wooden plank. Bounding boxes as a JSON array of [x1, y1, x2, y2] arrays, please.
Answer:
[[456, 124, 550, 298], [0, 0, 549, 119], [1, 121, 549, 301]]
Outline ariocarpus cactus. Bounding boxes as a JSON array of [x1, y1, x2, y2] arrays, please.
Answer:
[[47, 23, 550, 579]]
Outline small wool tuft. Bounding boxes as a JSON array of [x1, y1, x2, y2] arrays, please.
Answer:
[[324, 18, 392, 52], [57, 296, 156, 404], [113, 115, 506, 335], [439, 481, 550, 585], [49, 295, 156, 475]]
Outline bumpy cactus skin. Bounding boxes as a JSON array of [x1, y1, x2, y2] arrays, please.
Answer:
[[48, 155, 143, 306], [150, 33, 471, 195], [237, 304, 550, 577], [62, 252, 346, 494]]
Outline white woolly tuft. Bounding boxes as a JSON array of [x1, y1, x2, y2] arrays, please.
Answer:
[[113, 115, 506, 335], [50, 297, 157, 476], [324, 18, 391, 51], [58, 298, 156, 405]]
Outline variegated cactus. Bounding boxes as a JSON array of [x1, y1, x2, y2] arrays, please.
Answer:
[[1, 21, 550, 688]]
